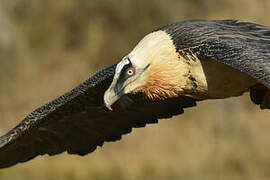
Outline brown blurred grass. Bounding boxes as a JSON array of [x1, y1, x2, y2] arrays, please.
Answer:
[[0, 0, 270, 179]]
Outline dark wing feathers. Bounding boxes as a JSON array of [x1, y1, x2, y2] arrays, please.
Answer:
[[0, 64, 197, 169], [161, 20, 270, 88], [0, 64, 116, 167]]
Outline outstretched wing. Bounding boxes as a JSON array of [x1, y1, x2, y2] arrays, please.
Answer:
[[0, 64, 197, 169], [161, 20, 270, 88]]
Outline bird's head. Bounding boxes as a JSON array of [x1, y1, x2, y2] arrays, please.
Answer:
[[104, 30, 183, 110]]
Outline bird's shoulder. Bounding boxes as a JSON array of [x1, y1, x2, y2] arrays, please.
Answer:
[[157, 20, 270, 88]]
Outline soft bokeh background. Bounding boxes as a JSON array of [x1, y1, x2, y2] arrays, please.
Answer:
[[0, 0, 270, 179]]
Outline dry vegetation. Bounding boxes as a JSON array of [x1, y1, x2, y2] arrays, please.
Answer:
[[0, 0, 270, 179]]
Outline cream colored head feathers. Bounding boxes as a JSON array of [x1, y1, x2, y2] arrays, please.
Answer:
[[104, 30, 183, 110]]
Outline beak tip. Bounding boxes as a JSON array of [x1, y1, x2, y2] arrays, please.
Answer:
[[104, 90, 114, 111], [106, 104, 113, 111]]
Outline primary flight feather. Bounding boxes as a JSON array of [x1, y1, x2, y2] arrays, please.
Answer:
[[0, 20, 269, 169]]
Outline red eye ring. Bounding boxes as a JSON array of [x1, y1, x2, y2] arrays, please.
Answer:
[[126, 67, 135, 76]]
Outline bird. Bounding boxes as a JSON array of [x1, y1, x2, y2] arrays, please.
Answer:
[[0, 19, 269, 169]]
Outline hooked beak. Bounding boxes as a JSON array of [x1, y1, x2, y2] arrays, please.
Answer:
[[104, 78, 135, 111], [104, 85, 123, 110], [104, 57, 140, 110], [104, 69, 126, 110], [104, 86, 135, 111]]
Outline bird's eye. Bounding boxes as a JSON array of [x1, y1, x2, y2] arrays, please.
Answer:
[[126, 67, 135, 76]]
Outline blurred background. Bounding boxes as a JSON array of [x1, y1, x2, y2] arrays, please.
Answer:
[[0, 0, 270, 179]]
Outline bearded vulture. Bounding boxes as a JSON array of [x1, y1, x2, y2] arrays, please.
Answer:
[[0, 20, 269, 169]]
